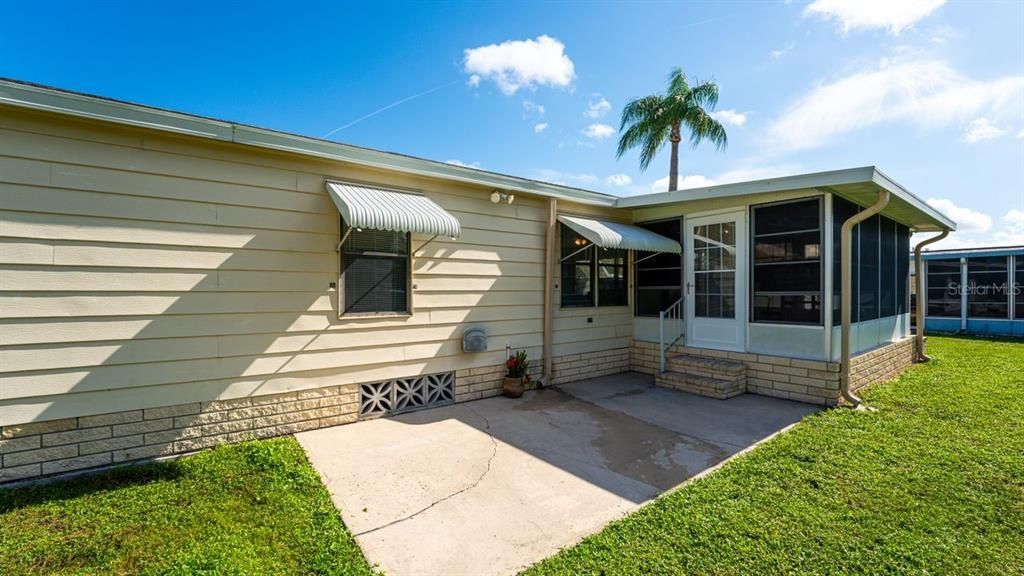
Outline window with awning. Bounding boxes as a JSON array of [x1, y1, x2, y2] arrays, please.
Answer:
[[557, 215, 680, 309], [326, 182, 461, 316]]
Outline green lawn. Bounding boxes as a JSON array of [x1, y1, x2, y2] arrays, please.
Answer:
[[525, 336, 1024, 576], [0, 437, 375, 575]]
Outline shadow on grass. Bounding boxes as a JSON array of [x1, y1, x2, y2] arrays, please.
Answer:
[[0, 458, 184, 513]]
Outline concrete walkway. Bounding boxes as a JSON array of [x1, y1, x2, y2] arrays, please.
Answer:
[[297, 372, 819, 576]]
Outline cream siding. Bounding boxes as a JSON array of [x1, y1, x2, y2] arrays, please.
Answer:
[[0, 109, 630, 426]]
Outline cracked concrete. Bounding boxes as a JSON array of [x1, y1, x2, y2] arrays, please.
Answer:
[[297, 372, 819, 576]]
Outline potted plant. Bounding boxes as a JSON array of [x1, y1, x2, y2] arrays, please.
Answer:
[[503, 350, 529, 398]]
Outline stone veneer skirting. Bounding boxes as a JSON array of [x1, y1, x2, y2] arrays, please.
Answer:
[[0, 348, 631, 483], [631, 337, 915, 406]]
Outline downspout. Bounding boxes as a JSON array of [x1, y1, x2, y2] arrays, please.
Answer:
[[912, 229, 949, 362], [542, 197, 556, 385], [840, 189, 890, 407]]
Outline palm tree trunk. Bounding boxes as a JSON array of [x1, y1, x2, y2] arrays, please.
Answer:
[[668, 124, 681, 192]]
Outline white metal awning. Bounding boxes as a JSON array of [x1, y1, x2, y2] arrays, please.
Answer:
[[557, 215, 681, 253], [326, 181, 461, 238]]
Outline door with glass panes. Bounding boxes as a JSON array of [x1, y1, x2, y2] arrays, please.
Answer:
[[685, 211, 747, 351]]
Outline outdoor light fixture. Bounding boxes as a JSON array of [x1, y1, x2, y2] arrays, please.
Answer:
[[574, 237, 588, 246], [490, 190, 515, 205]]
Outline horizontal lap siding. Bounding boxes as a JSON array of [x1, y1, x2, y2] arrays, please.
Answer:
[[0, 110, 628, 425]]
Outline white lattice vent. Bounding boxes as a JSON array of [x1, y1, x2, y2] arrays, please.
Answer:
[[359, 371, 455, 418]]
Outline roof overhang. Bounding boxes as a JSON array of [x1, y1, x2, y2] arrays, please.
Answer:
[[558, 215, 681, 253], [618, 167, 956, 232], [327, 181, 461, 238]]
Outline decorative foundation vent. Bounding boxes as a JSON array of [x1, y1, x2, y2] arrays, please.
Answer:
[[358, 371, 456, 418]]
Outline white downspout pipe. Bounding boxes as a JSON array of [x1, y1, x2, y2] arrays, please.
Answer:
[[840, 189, 890, 407], [542, 197, 556, 385], [912, 229, 949, 362]]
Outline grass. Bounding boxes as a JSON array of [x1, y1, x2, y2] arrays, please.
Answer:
[[524, 336, 1024, 576], [0, 437, 375, 575]]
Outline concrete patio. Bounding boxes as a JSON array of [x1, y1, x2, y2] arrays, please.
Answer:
[[296, 372, 820, 576]]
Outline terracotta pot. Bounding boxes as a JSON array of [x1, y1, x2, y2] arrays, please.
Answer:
[[503, 376, 525, 398]]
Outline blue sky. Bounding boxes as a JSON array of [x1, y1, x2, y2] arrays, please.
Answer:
[[2, 0, 1022, 248]]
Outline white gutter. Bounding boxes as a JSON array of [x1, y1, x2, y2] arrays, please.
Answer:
[[913, 230, 950, 362], [839, 189, 891, 407]]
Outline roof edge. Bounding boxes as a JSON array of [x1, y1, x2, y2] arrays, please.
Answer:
[[870, 166, 956, 231], [0, 77, 618, 207], [615, 166, 878, 207]]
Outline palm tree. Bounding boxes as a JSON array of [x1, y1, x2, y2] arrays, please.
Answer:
[[617, 68, 728, 192]]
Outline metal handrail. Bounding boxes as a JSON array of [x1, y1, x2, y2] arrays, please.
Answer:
[[658, 296, 685, 372]]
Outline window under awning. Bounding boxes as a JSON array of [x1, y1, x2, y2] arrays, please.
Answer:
[[326, 181, 461, 239], [557, 215, 681, 254]]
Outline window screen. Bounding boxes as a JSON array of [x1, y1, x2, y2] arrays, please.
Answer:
[[858, 214, 880, 321], [560, 225, 594, 307], [926, 258, 961, 318], [751, 198, 822, 324], [879, 218, 897, 317], [341, 222, 409, 315], [598, 249, 628, 306], [896, 224, 910, 315], [635, 219, 682, 316], [560, 224, 629, 308], [1016, 257, 1023, 320], [966, 256, 1009, 319], [832, 195, 860, 321]]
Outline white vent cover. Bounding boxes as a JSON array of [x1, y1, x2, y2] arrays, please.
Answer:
[[359, 371, 455, 418]]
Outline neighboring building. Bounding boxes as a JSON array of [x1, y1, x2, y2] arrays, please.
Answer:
[[0, 79, 955, 482], [912, 245, 1024, 337]]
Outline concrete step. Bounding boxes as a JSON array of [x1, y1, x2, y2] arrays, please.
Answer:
[[665, 353, 746, 379], [655, 370, 745, 400]]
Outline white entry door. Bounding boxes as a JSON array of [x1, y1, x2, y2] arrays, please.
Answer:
[[685, 211, 746, 351]]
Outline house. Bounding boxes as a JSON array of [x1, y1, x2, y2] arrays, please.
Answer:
[[912, 245, 1023, 337], [0, 79, 955, 483]]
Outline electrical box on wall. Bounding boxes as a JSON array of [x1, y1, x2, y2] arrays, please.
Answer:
[[462, 327, 488, 353]]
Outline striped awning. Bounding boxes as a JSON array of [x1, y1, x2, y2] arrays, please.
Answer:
[[326, 181, 461, 238], [558, 215, 680, 253]]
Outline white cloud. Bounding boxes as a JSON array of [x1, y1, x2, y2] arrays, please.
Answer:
[[533, 122, 549, 134], [582, 123, 615, 140], [522, 100, 545, 116], [714, 164, 802, 183], [1017, 128, 1024, 138], [766, 57, 1024, 152], [927, 198, 991, 233], [994, 209, 1024, 244], [445, 159, 482, 169], [804, 0, 946, 35], [606, 173, 632, 187], [929, 25, 959, 45], [771, 42, 795, 60], [962, 118, 1006, 143], [649, 164, 803, 193], [585, 96, 611, 118], [918, 206, 1024, 250], [535, 169, 598, 187], [711, 109, 747, 127], [463, 35, 575, 95], [650, 174, 717, 192], [467, 74, 481, 88]]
